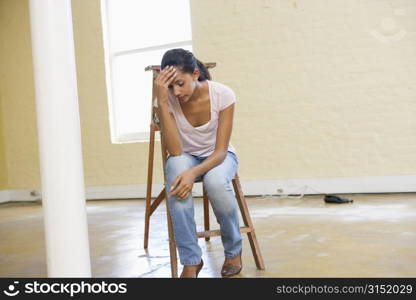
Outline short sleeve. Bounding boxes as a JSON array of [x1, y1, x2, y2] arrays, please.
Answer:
[[219, 86, 236, 111]]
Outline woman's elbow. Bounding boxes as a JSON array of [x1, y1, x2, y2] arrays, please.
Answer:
[[167, 146, 183, 156], [215, 149, 228, 161], [169, 151, 183, 156]]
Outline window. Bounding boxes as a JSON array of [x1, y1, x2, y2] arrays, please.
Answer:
[[100, 0, 193, 143]]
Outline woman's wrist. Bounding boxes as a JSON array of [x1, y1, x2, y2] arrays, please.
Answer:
[[189, 167, 200, 178], [157, 98, 168, 106]]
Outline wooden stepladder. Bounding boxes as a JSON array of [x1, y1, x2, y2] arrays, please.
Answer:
[[143, 63, 265, 278]]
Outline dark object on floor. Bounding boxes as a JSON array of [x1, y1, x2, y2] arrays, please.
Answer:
[[324, 194, 354, 204]]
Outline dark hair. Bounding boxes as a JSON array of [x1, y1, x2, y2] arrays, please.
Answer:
[[161, 48, 211, 81]]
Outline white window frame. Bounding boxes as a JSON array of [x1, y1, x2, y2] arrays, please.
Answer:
[[100, 0, 192, 143]]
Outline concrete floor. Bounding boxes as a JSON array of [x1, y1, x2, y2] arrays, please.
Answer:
[[0, 193, 415, 278]]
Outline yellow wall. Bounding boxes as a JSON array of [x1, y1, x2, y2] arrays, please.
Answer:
[[0, 0, 39, 189], [0, 0, 7, 188], [191, 0, 416, 179], [0, 0, 415, 192], [0, 91, 7, 189]]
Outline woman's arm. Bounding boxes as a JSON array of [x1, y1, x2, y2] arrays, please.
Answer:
[[155, 66, 183, 156], [156, 105, 182, 156], [190, 103, 235, 177]]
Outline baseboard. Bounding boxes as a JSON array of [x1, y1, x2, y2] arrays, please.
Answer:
[[0, 190, 11, 204], [1, 175, 415, 203], [240, 175, 416, 196]]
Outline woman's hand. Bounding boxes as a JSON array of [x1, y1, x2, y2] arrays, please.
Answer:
[[169, 169, 197, 199], [155, 66, 177, 105]]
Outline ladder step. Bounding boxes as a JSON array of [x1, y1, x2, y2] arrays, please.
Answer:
[[197, 226, 252, 238], [149, 189, 166, 215]]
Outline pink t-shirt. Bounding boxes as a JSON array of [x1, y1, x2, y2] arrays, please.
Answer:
[[154, 80, 236, 157]]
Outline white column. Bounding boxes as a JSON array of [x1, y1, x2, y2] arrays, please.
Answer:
[[29, 0, 91, 277]]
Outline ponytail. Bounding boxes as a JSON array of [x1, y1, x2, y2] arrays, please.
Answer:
[[195, 59, 211, 81]]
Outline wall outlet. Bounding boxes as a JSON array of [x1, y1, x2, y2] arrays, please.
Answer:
[[30, 190, 39, 197], [277, 188, 284, 194]]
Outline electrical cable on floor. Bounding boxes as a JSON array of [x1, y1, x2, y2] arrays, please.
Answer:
[[269, 185, 354, 204], [261, 184, 330, 200], [192, 182, 352, 203]]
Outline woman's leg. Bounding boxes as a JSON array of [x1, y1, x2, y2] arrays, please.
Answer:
[[202, 152, 242, 258], [165, 153, 202, 266]]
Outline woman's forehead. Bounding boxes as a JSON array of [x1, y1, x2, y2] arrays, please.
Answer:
[[174, 71, 190, 80]]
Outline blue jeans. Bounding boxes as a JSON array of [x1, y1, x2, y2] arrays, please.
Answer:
[[165, 151, 242, 265]]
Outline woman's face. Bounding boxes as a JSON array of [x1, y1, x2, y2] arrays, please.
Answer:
[[168, 68, 200, 103]]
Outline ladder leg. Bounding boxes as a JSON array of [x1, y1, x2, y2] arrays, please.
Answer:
[[166, 195, 178, 277], [232, 175, 265, 270], [203, 186, 210, 241], [144, 124, 156, 249], [159, 125, 179, 277]]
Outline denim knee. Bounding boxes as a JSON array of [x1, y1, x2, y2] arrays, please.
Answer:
[[165, 153, 194, 177], [165, 153, 195, 210], [203, 173, 236, 215]]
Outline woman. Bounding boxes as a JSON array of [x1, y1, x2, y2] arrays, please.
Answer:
[[154, 48, 242, 278]]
